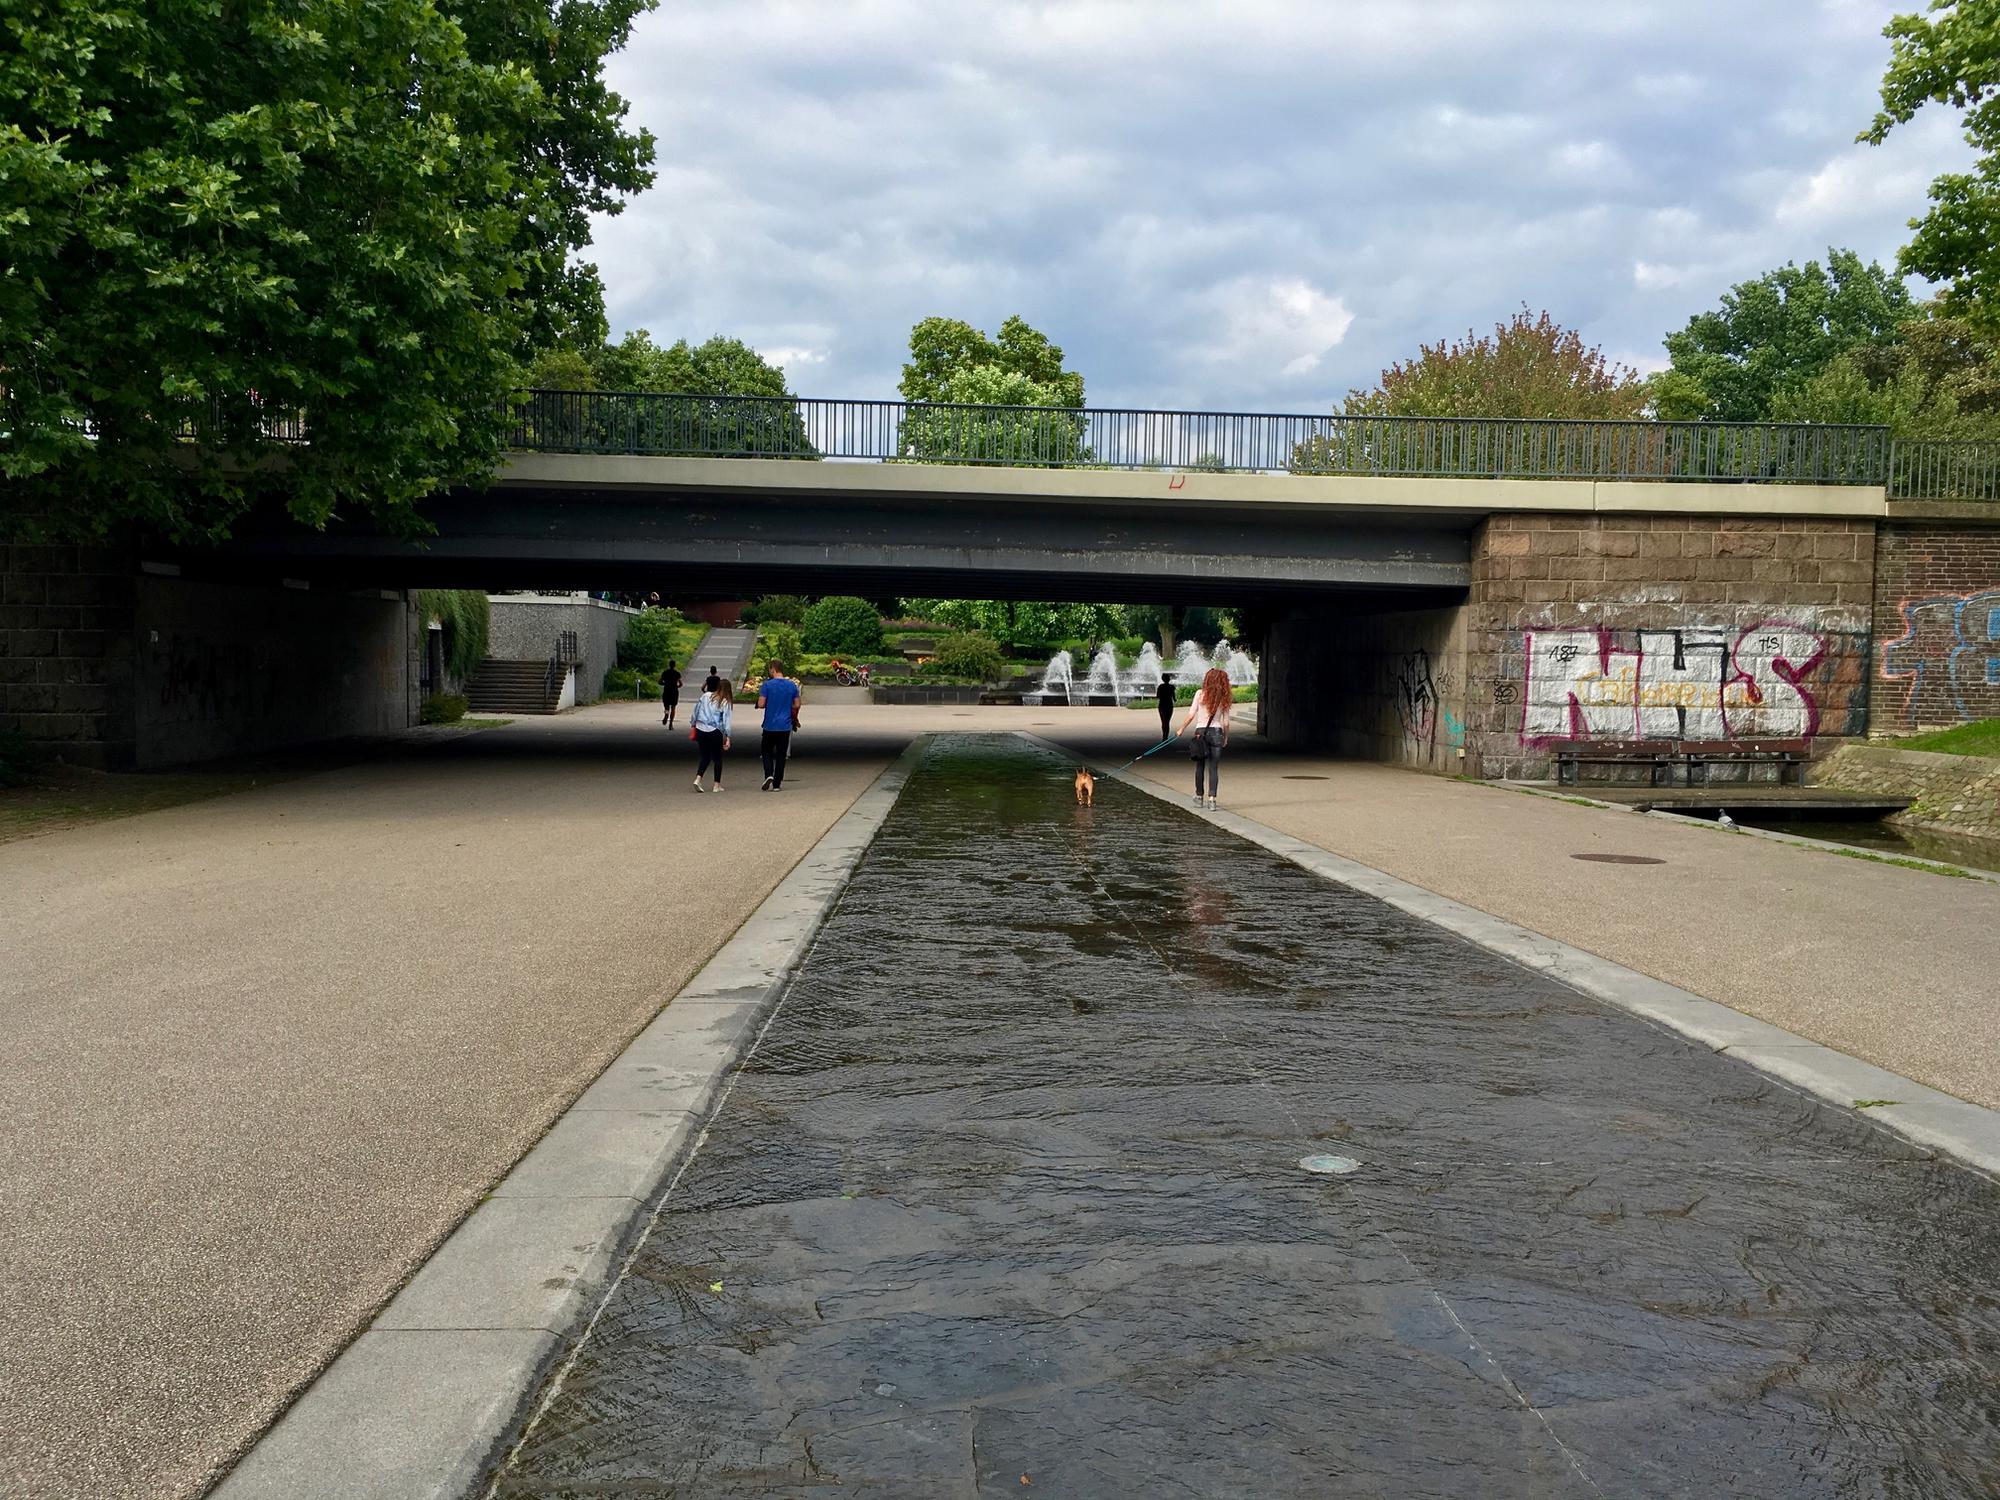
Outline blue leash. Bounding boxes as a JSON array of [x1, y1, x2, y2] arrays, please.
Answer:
[[1106, 735, 1179, 774]]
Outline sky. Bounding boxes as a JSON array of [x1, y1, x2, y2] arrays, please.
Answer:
[[585, 0, 1974, 413]]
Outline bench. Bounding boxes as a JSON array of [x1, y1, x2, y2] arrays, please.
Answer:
[[1675, 739, 1810, 787], [1551, 740, 1673, 787]]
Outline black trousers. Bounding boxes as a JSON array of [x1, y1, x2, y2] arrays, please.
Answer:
[[1158, 705, 1172, 741], [1193, 727, 1222, 797], [695, 728, 726, 782], [662, 694, 679, 723], [761, 730, 792, 786]]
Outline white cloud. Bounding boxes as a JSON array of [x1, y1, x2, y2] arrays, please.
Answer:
[[1191, 276, 1355, 382]]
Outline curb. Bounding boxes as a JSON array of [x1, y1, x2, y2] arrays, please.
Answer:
[[1030, 735, 2000, 1182], [210, 738, 930, 1500]]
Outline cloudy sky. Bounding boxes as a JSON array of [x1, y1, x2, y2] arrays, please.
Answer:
[[585, 0, 1972, 412]]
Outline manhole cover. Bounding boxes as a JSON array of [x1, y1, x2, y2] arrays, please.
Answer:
[[1300, 1154, 1360, 1176], [1281, 774, 1330, 781], [1571, 853, 1666, 865]]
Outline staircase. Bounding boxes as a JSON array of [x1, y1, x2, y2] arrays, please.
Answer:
[[466, 658, 566, 714]]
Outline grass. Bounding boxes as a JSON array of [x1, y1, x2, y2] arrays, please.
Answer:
[[1853, 1099, 1899, 1110], [1883, 717, 2000, 757], [1827, 846, 1977, 878], [0, 763, 285, 845]]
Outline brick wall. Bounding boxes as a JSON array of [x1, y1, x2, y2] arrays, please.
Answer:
[[1465, 515, 1876, 779], [1870, 521, 2000, 733], [0, 543, 139, 768]]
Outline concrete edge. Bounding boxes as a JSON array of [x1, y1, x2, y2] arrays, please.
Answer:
[[1493, 778, 2000, 885], [209, 736, 932, 1500], [1024, 733, 2000, 1183]]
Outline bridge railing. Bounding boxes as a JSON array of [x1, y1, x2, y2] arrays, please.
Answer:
[[506, 389, 2000, 497]]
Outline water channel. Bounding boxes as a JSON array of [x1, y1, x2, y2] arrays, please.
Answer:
[[493, 737, 2000, 1497]]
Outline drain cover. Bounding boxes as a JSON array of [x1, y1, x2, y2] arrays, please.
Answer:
[[1299, 1154, 1360, 1175], [1282, 774, 1330, 781], [1571, 853, 1666, 865]]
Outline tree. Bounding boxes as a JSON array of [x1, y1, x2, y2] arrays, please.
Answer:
[[1343, 308, 1646, 420], [0, 0, 656, 544], [419, 589, 491, 680], [523, 332, 810, 455], [897, 315, 1088, 464], [1865, 2, 2000, 323], [1658, 251, 1914, 420], [1769, 304, 2000, 437]]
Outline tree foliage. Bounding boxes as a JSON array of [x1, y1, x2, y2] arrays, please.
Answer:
[[1866, 1, 2000, 321], [800, 596, 885, 656], [521, 332, 810, 455], [897, 316, 1087, 465], [1769, 305, 2000, 437], [902, 599, 1119, 653], [419, 589, 491, 681], [1657, 251, 1915, 420], [528, 331, 794, 397], [923, 631, 1007, 681], [1342, 308, 1647, 420], [0, 0, 656, 543]]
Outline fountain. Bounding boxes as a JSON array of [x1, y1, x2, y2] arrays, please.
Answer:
[[1028, 649, 1077, 705], [1024, 638, 1255, 705]]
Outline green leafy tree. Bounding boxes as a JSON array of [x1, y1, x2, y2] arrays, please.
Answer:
[[1769, 305, 2000, 437], [1, 0, 656, 543], [524, 332, 809, 454], [800, 596, 885, 656], [418, 589, 491, 680], [1865, 2, 2000, 321], [897, 315, 1087, 464], [1658, 251, 1914, 420]]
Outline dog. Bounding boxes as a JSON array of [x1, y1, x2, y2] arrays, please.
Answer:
[[1074, 768, 1095, 806]]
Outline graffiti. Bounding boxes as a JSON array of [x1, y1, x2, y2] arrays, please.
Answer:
[[1492, 681, 1520, 707], [1882, 590, 2000, 724], [1395, 648, 1440, 759], [1442, 708, 1466, 748], [1520, 621, 1829, 744]]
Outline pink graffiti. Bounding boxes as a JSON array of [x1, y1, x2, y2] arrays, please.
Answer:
[[1520, 620, 1828, 744]]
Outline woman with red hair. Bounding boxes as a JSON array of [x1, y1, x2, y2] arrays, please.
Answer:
[[1179, 666, 1234, 810]]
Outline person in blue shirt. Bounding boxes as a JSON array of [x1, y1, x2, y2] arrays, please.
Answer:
[[757, 663, 803, 791]]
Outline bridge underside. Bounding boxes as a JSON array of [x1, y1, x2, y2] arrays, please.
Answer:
[[200, 478, 1473, 606]]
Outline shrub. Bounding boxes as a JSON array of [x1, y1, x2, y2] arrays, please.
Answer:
[[603, 667, 662, 697], [744, 593, 806, 625], [801, 595, 885, 656], [618, 606, 689, 672], [923, 630, 1006, 681], [754, 624, 805, 677], [421, 692, 469, 724]]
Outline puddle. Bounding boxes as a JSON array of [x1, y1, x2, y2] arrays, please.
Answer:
[[493, 736, 2000, 1499]]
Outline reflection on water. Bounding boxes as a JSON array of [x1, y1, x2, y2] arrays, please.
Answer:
[[494, 736, 2000, 1500]]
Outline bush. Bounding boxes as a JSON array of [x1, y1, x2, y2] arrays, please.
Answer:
[[743, 593, 806, 625], [603, 667, 662, 698], [754, 624, 805, 677], [801, 595, 885, 656], [922, 630, 1006, 682], [421, 692, 469, 724], [618, 606, 690, 673]]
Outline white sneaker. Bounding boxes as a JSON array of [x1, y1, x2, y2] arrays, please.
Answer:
[[1206, 797, 1218, 810], [692, 779, 706, 793], [1192, 794, 1205, 806], [714, 783, 726, 793]]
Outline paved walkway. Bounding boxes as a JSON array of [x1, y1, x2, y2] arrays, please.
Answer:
[[689, 625, 758, 688], [489, 736, 2000, 1496], [0, 707, 894, 1500]]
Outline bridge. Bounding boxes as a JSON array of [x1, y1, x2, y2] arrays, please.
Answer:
[[204, 392, 1997, 603]]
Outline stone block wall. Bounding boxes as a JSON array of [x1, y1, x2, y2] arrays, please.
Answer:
[[485, 595, 635, 706], [0, 543, 140, 767], [1262, 604, 1469, 768], [1464, 515, 1877, 779], [1871, 521, 2000, 733], [1813, 743, 2000, 843]]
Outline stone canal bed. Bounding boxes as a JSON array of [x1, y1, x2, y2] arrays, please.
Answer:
[[489, 736, 2000, 1498]]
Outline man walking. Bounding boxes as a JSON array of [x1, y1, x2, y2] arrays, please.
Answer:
[[757, 662, 803, 791]]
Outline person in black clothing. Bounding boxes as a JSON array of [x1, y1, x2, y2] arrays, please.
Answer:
[[1156, 675, 1175, 743], [661, 659, 683, 728], [702, 664, 721, 695]]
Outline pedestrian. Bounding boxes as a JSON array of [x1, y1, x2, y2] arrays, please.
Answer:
[[1155, 673, 1175, 744], [661, 659, 683, 729], [756, 661, 803, 791], [702, 663, 721, 695], [690, 676, 732, 793], [1179, 666, 1233, 810]]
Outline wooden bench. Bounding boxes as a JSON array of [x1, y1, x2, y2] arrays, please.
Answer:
[[1551, 739, 1674, 787], [1675, 739, 1810, 787]]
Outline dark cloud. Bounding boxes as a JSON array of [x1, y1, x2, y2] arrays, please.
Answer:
[[589, 0, 1971, 410]]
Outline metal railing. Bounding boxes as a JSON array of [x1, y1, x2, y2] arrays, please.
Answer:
[[506, 389, 1921, 488], [1889, 440, 2000, 502]]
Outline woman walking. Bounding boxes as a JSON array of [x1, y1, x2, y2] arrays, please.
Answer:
[[1179, 666, 1233, 810], [690, 676, 733, 792]]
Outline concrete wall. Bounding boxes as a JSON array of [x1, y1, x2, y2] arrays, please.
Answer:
[[0, 543, 140, 768], [134, 576, 419, 767], [1262, 603, 1469, 770], [1870, 521, 2000, 733], [1464, 515, 1877, 779], [485, 595, 635, 706]]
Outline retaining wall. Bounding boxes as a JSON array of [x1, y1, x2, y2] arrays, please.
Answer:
[[485, 595, 636, 707], [1813, 743, 2000, 842]]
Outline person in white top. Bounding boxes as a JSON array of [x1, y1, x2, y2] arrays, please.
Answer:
[[1179, 666, 1233, 810]]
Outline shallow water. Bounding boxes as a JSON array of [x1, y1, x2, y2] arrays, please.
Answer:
[[1720, 813, 2000, 876], [493, 736, 2000, 1498]]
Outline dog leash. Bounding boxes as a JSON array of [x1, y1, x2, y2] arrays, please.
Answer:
[[1103, 736, 1179, 774]]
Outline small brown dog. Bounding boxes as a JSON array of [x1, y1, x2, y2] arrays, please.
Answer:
[[1074, 768, 1095, 805]]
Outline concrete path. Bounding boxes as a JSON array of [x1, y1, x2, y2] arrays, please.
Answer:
[[0, 705, 895, 1500], [688, 625, 757, 688]]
